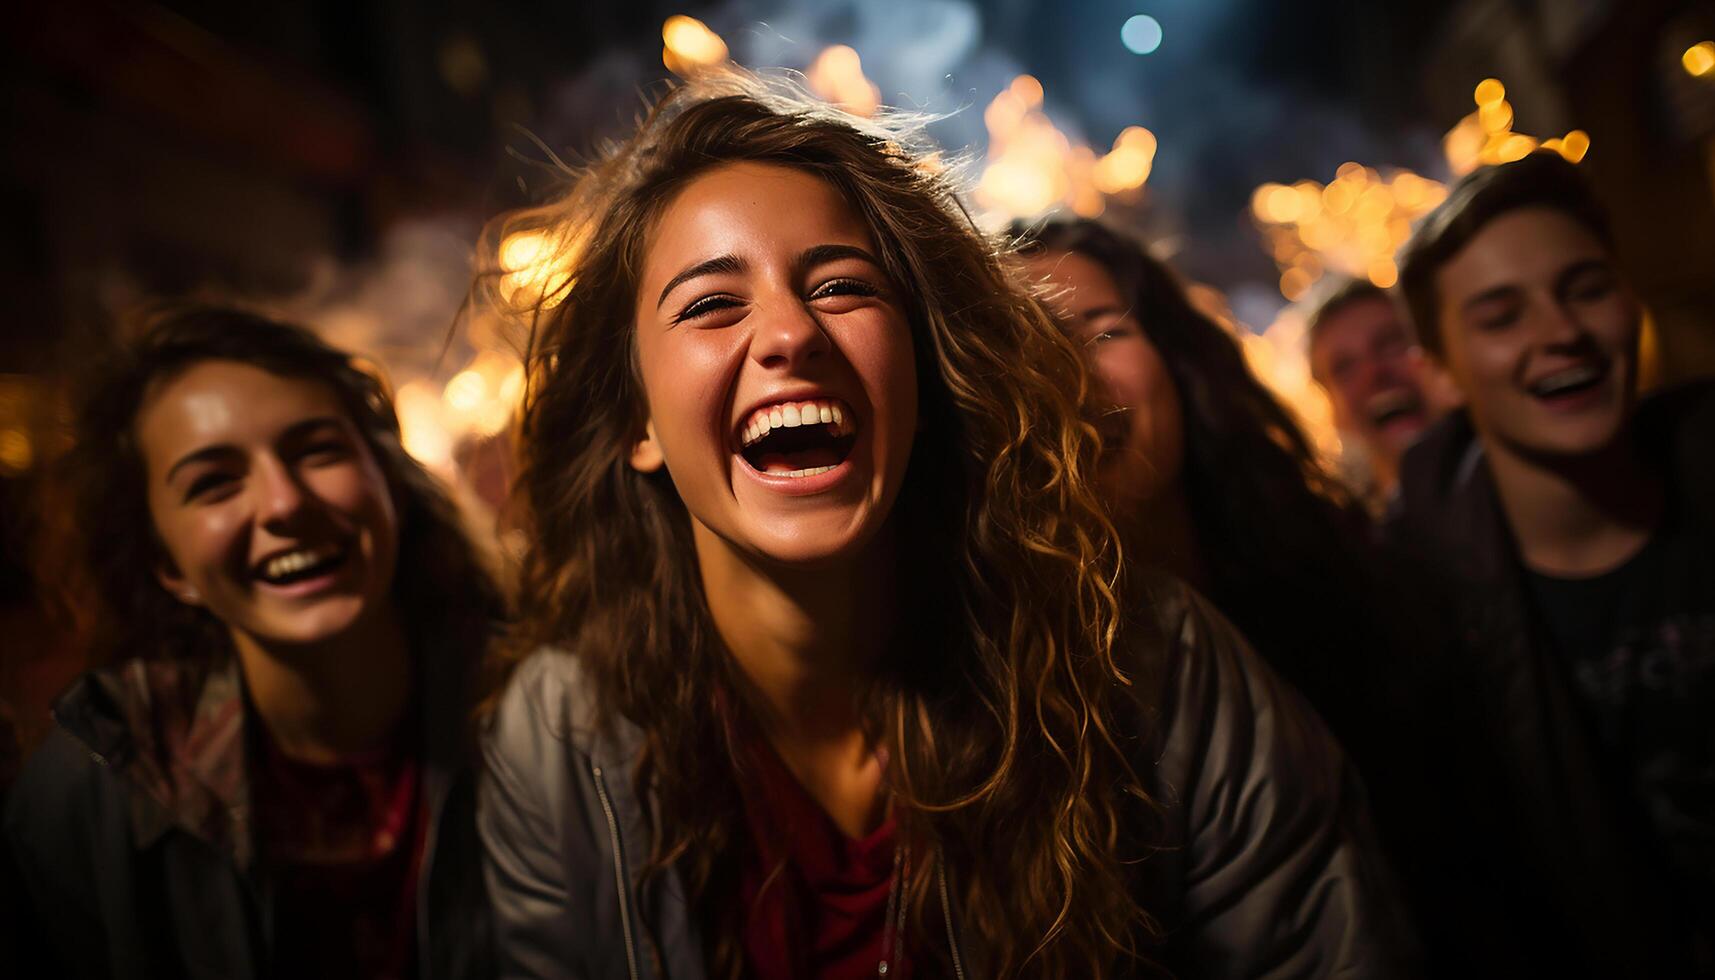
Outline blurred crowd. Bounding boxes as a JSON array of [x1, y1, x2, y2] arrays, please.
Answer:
[[1, 52, 1713, 980]]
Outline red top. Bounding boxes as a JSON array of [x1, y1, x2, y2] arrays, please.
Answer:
[[253, 727, 428, 980], [737, 731, 916, 980]]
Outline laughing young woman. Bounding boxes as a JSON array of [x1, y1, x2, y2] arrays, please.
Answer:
[[5, 308, 500, 979], [479, 74, 1415, 979]]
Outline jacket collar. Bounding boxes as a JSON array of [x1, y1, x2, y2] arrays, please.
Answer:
[[54, 656, 253, 864], [51, 621, 489, 869]]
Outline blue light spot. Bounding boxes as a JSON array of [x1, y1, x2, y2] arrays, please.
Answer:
[[1121, 14, 1163, 55]]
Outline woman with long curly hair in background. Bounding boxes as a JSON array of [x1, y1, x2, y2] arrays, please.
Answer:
[[5, 307, 501, 979], [1014, 218, 1480, 972], [478, 72, 1415, 979]]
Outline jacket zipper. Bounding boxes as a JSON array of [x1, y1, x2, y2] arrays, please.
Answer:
[[937, 854, 967, 979], [416, 775, 446, 978], [592, 764, 643, 980]]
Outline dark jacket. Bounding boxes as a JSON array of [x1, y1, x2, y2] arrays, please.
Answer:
[[478, 584, 1420, 979], [5, 643, 493, 980], [1385, 381, 1715, 978]]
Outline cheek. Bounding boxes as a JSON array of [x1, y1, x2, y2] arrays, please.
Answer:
[[639, 333, 748, 464], [157, 507, 244, 578]]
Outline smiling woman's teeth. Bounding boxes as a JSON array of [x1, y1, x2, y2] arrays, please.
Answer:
[[740, 398, 853, 448], [784, 465, 835, 478], [260, 544, 340, 581]]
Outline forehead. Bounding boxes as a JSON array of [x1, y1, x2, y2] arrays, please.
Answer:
[[1436, 207, 1610, 300], [1312, 296, 1401, 350], [640, 162, 876, 283], [1026, 250, 1124, 311], [137, 360, 344, 466]]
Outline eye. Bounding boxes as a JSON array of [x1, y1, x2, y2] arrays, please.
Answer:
[[184, 472, 237, 503], [300, 440, 350, 465], [1087, 321, 1137, 345], [811, 277, 879, 298], [1566, 272, 1616, 303], [673, 294, 744, 324]]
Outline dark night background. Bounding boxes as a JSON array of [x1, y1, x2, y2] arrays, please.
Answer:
[[2, 0, 1713, 750]]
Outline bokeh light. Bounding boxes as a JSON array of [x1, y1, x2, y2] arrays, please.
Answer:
[[976, 75, 1156, 223], [1121, 15, 1164, 56], [1444, 78, 1590, 175], [1684, 41, 1715, 78]]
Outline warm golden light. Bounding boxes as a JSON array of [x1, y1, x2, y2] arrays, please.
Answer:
[[1251, 164, 1448, 301], [662, 15, 728, 77], [806, 45, 881, 117], [498, 229, 577, 311], [0, 428, 31, 474], [975, 76, 1156, 223], [1445, 77, 1590, 175], [1684, 41, 1715, 78]]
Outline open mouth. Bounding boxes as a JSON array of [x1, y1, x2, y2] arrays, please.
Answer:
[[1366, 389, 1425, 430], [1527, 362, 1607, 401], [736, 397, 857, 478], [252, 542, 350, 587]]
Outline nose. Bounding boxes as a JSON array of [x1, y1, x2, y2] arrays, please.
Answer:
[[1537, 299, 1591, 350], [253, 455, 309, 530], [748, 295, 832, 371]]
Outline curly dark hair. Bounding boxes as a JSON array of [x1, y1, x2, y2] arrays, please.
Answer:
[[1011, 218, 1388, 742], [482, 73, 1164, 978], [41, 304, 502, 672]]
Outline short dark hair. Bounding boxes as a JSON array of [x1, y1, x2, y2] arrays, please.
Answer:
[[1304, 277, 1394, 380], [1397, 151, 1613, 357]]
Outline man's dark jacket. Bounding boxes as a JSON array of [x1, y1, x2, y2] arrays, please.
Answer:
[[1384, 381, 1715, 978]]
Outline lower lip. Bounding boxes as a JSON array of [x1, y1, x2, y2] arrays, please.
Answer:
[[1377, 411, 1425, 435], [734, 456, 856, 496], [1532, 375, 1609, 413]]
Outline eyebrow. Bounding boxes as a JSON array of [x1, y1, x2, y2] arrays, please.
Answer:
[[1460, 284, 1521, 315], [656, 254, 746, 310], [795, 243, 885, 276], [163, 416, 345, 484], [1555, 258, 1612, 291], [654, 244, 888, 312]]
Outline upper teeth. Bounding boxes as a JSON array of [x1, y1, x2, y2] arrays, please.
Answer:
[[261, 545, 340, 580], [739, 398, 853, 448], [1366, 389, 1419, 423], [1534, 365, 1602, 394]]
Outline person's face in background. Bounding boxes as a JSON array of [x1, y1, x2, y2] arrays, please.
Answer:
[[1309, 295, 1434, 481], [139, 361, 401, 652], [1429, 207, 1640, 462], [1026, 249, 1184, 514]]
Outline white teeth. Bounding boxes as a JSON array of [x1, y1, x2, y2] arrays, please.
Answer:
[[1366, 388, 1419, 423], [1533, 364, 1603, 395], [260, 544, 340, 581], [783, 465, 836, 478], [737, 398, 855, 448]]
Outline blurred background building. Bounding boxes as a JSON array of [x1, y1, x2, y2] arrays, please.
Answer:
[[3, 0, 1713, 746]]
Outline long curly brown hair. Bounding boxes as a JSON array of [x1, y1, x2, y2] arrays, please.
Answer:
[[484, 73, 1163, 978]]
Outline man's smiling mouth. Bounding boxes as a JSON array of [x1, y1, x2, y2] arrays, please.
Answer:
[[736, 397, 857, 478]]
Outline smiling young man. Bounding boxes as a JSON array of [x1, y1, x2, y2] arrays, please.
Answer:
[[1387, 152, 1715, 976]]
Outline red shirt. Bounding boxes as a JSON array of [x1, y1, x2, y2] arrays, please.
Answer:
[[737, 731, 916, 980], [253, 727, 427, 980]]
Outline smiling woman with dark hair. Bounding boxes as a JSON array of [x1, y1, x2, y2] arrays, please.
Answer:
[[477, 72, 1415, 979], [5, 305, 502, 980]]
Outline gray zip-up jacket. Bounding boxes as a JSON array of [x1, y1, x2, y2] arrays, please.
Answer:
[[479, 586, 1418, 978]]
